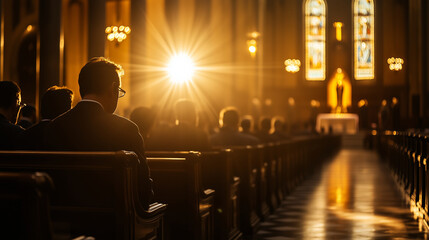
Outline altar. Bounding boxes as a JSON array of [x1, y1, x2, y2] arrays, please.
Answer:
[[316, 113, 359, 135]]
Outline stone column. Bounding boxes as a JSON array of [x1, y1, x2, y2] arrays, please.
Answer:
[[39, 0, 63, 97], [88, 0, 105, 59], [130, 0, 146, 105]]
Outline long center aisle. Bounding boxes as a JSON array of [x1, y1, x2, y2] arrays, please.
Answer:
[[257, 149, 428, 239]]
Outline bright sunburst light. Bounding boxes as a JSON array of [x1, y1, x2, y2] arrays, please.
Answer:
[[167, 53, 195, 84]]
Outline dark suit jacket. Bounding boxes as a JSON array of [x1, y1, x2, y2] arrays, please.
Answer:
[[16, 120, 50, 150], [147, 123, 211, 151], [44, 101, 153, 209], [210, 127, 259, 148], [0, 114, 24, 150]]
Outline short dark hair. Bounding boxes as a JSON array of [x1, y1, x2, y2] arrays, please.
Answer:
[[220, 107, 239, 127], [78, 57, 123, 97], [260, 117, 271, 131], [41, 86, 74, 119], [241, 118, 251, 131], [0, 81, 21, 110]]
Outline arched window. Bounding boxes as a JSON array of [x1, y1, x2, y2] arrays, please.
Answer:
[[305, 0, 326, 81], [354, 0, 374, 80]]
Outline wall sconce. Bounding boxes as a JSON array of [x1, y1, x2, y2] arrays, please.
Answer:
[[357, 99, 368, 108], [387, 57, 403, 71], [333, 22, 343, 41], [247, 31, 260, 58], [26, 25, 33, 32], [284, 59, 301, 73], [247, 39, 257, 57], [288, 97, 295, 107], [310, 100, 320, 108], [105, 25, 131, 43]]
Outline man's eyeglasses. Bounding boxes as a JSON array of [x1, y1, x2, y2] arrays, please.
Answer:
[[118, 87, 126, 98]]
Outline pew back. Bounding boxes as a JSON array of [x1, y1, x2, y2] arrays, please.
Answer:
[[0, 151, 165, 240], [0, 172, 53, 240], [147, 151, 215, 240]]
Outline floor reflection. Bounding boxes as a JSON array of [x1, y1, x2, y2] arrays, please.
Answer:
[[257, 149, 428, 239]]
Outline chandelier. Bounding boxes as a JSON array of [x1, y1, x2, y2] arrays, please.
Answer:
[[105, 25, 131, 43]]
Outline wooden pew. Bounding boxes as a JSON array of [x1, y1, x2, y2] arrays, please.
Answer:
[[147, 150, 242, 240], [0, 172, 54, 240], [0, 151, 166, 240], [146, 151, 215, 240], [230, 147, 261, 237], [201, 150, 242, 240], [261, 143, 280, 212]]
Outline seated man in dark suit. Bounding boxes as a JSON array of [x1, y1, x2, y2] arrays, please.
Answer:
[[0, 81, 25, 150], [18, 86, 74, 150], [147, 99, 210, 151], [210, 107, 259, 148], [44, 57, 153, 209], [255, 117, 277, 143]]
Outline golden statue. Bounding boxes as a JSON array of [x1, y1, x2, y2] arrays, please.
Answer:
[[335, 68, 344, 113]]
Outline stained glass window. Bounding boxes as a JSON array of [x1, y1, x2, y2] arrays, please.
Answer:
[[305, 0, 326, 81], [354, 0, 374, 80]]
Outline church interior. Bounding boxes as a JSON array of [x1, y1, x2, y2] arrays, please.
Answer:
[[1, 0, 429, 239]]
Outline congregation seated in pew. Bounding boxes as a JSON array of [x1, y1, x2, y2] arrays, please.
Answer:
[[147, 99, 210, 151], [17, 86, 74, 150], [43, 57, 153, 209], [210, 107, 259, 148]]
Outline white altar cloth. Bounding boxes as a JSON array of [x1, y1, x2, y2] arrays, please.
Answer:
[[316, 113, 359, 135]]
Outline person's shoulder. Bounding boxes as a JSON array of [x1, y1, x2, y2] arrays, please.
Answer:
[[237, 132, 259, 144], [111, 114, 139, 131], [1, 120, 25, 134]]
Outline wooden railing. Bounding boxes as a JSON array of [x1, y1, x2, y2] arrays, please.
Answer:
[[379, 130, 429, 223]]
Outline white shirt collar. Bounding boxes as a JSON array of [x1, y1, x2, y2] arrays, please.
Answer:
[[79, 99, 104, 110]]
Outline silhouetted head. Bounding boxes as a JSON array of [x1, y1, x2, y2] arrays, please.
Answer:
[[259, 117, 271, 132], [240, 115, 254, 133], [219, 107, 239, 130], [78, 57, 123, 113], [174, 99, 197, 126], [273, 118, 284, 132], [130, 106, 155, 137], [0, 81, 22, 123], [41, 86, 74, 120], [19, 105, 36, 122]]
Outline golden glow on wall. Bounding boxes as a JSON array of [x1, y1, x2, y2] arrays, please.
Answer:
[[305, 0, 326, 81], [333, 22, 343, 41], [354, 0, 375, 80], [387, 57, 403, 71], [284, 59, 301, 73], [327, 68, 351, 112]]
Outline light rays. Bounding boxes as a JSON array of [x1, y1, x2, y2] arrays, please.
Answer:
[[125, 8, 271, 124]]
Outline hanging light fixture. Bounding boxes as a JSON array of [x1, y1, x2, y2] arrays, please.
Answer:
[[387, 57, 404, 71], [105, 0, 131, 44], [284, 59, 301, 73], [105, 25, 131, 43]]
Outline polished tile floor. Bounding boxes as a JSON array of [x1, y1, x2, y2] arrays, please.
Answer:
[[257, 149, 429, 239]]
